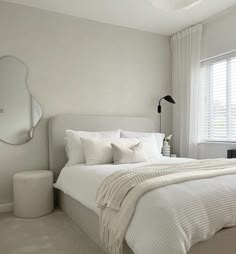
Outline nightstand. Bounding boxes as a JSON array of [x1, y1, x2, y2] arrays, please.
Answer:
[[13, 170, 54, 218]]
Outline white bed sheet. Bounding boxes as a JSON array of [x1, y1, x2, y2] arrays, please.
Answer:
[[54, 157, 192, 214]]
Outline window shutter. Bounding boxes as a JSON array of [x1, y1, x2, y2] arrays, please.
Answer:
[[201, 52, 236, 142]]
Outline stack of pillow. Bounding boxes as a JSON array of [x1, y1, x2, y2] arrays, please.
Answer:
[[65, 129, 165, 166]]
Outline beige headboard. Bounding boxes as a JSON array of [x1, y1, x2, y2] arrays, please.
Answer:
[[48, 114, 156, 179]]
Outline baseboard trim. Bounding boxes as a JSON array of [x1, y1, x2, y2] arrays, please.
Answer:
[[0, 203, 13, 213]]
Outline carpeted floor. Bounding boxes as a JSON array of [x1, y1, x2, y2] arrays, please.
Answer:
[[0, 210, 104, 254]]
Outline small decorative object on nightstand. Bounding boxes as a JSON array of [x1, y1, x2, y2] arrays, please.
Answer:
[[162, 135, 172, 157], [13, 170, 54, 218]]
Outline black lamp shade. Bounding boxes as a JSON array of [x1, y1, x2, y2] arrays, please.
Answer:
[[158, 95, 175, 113], [163, 95, 175, 104]]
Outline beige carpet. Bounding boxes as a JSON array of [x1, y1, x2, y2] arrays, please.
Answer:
[[0, 210, 104, 254]]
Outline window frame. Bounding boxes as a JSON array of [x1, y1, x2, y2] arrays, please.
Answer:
[[200, 50, 236, 143]]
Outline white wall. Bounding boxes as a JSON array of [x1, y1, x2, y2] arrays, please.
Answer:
[[0, 2, 171, 208], [198, 7, 236, 159], [201, 7, 236, 61]]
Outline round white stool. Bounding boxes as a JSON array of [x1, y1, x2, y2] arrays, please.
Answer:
[[13, 170, 54, 218]]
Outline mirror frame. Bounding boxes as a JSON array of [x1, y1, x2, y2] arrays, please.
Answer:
[[0, 55, 43, 145]]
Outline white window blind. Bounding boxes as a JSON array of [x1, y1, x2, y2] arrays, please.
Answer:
[[200, 51, 236, 142]]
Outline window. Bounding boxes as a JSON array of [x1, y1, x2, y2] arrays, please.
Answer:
[[200, 51, 236, 142]]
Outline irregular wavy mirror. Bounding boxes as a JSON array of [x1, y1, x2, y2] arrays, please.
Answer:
[[0, 56, 42, 145]]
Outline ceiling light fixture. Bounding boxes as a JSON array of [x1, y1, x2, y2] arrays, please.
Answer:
[[150, 0, 202, 11]]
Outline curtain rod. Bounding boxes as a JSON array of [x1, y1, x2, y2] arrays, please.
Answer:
[[201, 49, 236, 63]]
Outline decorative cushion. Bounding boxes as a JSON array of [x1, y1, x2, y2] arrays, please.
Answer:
[[81, 137, 114, 165], [81, 137, 140, 165], [65, 129, 120, 166], [111, 142, 148, 164]]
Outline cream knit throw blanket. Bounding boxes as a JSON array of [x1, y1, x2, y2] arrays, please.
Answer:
[[96, 159, 236, 254]]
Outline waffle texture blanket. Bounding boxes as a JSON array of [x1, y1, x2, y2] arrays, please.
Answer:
[[96, 159, 236, 254]]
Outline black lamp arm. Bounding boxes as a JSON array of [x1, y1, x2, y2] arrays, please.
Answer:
[[159, 97, 164, 104], [158, 97, 164, 113]]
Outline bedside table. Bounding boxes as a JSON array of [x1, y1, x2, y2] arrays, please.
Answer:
[[13, 170, 54, 218]]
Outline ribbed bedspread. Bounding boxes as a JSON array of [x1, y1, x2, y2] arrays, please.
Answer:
[[96, 159, 236, 254]]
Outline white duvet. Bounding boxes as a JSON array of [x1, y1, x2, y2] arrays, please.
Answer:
[[54, 157, 190, 214], [54, 158, 236, 254]]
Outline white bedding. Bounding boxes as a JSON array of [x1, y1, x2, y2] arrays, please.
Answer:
[[54, 158, 236, 254], [54, 157, 191, 214]]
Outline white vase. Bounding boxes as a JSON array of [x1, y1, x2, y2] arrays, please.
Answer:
[[162, 141, 171, 157]]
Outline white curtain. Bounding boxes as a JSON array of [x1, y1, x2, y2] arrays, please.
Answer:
[[171, 24, 202, 158]]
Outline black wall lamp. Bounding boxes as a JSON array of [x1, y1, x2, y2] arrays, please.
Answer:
[[158, 95, 175, 132]]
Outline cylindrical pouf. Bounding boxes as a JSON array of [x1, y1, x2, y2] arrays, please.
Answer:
[[13, 170, 54, 218]]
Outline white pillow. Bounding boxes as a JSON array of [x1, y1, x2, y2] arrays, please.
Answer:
[[112, 142, 148, 164], [81, 137, 139, 165], [113, 138, 140, 147], [65, 129, 120, 166], [81, 138, 114, 165], [114, 137, 159, 160], [121, 131, 165, 156], [136, 136, 160, 160]]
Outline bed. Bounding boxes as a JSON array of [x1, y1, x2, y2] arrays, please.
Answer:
[[49, 114, 236, 254]]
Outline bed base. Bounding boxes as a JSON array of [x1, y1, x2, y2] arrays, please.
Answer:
[[58, 190, 236, 254], [58, 190, 132, 254]]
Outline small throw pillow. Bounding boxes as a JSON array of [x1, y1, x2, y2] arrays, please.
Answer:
[[111, 142, 148, 164], [81, 138, 114, 165], [81, 137, 140, 165], [65, 129, 120, 166]]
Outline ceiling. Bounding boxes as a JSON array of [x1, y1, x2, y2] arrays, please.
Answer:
[[2, 0, 236, 35]]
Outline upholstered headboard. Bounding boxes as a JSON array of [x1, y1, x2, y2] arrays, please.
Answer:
[[48, 114, 156, 179]]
